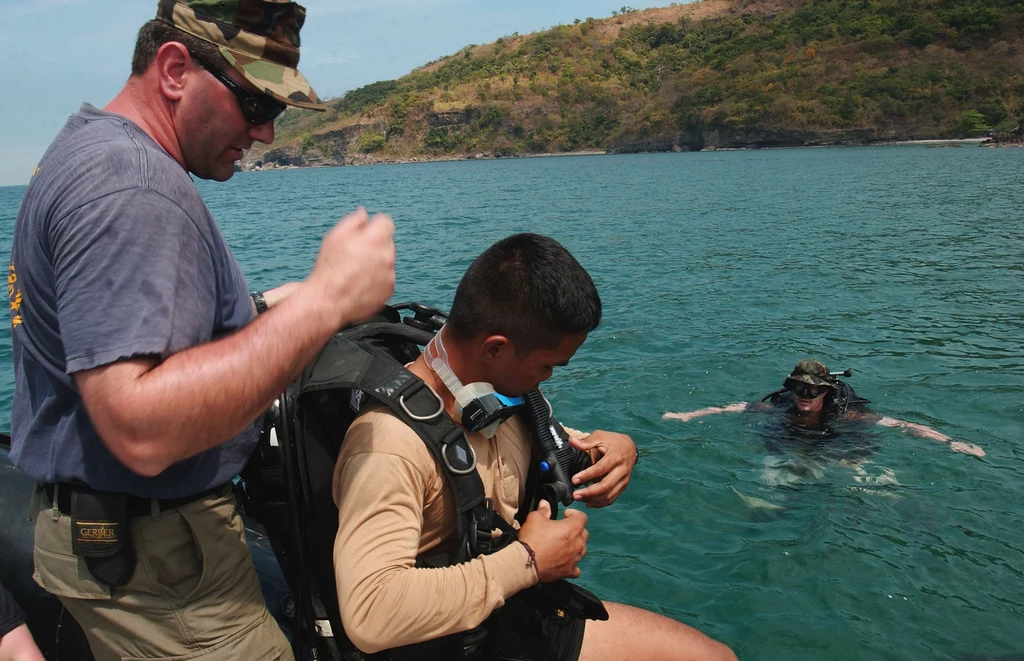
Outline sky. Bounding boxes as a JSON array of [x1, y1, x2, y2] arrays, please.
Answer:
[[0, 0, 681, 187]]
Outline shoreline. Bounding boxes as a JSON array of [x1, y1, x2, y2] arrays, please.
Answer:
[[887, 138, 988, 146], [242, 150, 609, 173], [239, 138, 1008, 174]]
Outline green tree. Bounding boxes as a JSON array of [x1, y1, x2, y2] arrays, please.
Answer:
[[977, 98, 1008, 126], [356, 132, 387, 153], [424, 128, 461, 151], [838, 94, 860, 122], [955, 109, 991, 135]]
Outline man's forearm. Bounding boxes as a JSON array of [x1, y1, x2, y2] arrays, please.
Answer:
[[875, 416, 984, 456], [76, 207, 396, 477], [78, 283, 344, 476], [877, 416, 949, 441]]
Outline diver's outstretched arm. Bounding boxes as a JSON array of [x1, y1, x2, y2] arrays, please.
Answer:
[[876, 416, 985, 457], [663, 402, 751, 422]]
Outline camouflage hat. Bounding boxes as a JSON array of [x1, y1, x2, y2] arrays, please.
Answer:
[[786, 359, 834, 388], [156, 0, 325, 111]]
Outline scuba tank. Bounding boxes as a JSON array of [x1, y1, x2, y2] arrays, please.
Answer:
[[826, 370, 870, 416]]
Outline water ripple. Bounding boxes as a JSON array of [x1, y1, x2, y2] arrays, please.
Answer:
[[2, 146, 1023, 659]]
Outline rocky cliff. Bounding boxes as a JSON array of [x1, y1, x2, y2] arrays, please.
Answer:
[[243, 0, 1023, 170]]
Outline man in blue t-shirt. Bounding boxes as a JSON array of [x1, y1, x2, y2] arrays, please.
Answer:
[[7, 2, 396, 659]]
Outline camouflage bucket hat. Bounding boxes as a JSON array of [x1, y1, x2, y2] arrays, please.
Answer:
[[786, 359, 834, 388], [156, 0, 326, 111]]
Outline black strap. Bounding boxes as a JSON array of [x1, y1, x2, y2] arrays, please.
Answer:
[[43, 482, 224, 517], [389, 380, 486, 549], [293, 335, 491, 557], [340, 321, 434, 345], [0, 432, 10, 448]]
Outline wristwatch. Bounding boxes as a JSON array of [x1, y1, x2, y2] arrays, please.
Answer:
[[250, 291, 268, 315]]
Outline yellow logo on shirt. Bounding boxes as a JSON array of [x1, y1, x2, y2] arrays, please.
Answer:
[[8, 262, 23, 328]]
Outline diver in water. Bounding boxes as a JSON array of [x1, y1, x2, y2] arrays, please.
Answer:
[[663, 359, 985, 458]]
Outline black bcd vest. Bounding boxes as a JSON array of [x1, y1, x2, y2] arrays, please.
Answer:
[[239, 303, 605, 661]]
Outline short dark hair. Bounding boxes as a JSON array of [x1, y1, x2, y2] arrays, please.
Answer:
[[131, 20, 224, 76], [447, 234, 602, 353]]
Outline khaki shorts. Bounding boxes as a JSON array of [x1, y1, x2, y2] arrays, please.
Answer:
[[31, 485, 294, 661]]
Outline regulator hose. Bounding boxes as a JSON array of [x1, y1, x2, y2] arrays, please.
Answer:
[[523, 390, 577, 517]]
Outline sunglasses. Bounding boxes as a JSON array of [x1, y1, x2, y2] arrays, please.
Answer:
[[786, 381, 830, 399], [195, 56, 287, 125]]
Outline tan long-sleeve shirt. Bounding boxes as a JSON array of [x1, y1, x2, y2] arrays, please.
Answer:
[[331, 405, 540, 654]]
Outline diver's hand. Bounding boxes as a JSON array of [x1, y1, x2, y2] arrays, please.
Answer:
[[518, 500, 588, 582], [569, 431, 637, 508], [305, 208, 396, 328], [950, 441, 985, 457]]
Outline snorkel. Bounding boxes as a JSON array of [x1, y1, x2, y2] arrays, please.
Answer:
[[424, 327, 524, 438]]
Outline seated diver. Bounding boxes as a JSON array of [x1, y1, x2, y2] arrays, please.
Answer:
[[331, 234, 736, 661], [663, 359, 985, 457]]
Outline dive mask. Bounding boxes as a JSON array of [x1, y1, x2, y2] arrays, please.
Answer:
[[424, 328, 524, 438], [785, 380, 830, 399]]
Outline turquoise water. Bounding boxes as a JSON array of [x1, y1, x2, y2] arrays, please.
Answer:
[[3, 147, 1022, 660]]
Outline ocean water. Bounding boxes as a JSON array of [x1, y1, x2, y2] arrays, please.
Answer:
[[2, 147, 1022, 660]]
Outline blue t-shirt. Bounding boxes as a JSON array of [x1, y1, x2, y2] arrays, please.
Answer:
[[8, 104, 258, 499]]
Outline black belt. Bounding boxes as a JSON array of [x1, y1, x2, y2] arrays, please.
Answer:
[[42, 482, 226, 517]]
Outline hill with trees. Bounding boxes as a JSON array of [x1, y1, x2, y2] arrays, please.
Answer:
[[243, 0, 1024, 170]]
